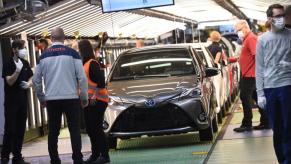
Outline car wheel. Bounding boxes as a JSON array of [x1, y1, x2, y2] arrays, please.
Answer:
[[212, 114, 219, 132], [199, 118, 214, 141], [221, 103, 226, 117], [217, 111, 223, 124], [107, 137, 118, 149]]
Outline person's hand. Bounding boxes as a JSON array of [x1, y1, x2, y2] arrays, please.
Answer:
[[20, 81, 31, 89], [81, 99, 89, 108], [258, 96, 267, 109], [89, 99, 96, 106], [14, 59, 23, 73]]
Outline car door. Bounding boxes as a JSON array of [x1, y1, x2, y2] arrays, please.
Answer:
[[190, 47, 212, 116]]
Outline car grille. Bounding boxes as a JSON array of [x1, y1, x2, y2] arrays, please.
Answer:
[[111, 103, 194, 132]]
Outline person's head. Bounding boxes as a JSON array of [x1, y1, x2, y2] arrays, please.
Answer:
[[51, 27, 65, 43], [235, 20, 251, 40], [12, 39, 27, 59], [209, 31, 221, 42], [285, 5, 291, 25], [266, 4, 285, 32], [38, 38, 49, 50], [78, 39, 95, 64]]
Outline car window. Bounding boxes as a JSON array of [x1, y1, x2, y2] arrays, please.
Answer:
[[194, 48, 215, 68], [203, 48, 216, 67], [111, 50, 196, 81]]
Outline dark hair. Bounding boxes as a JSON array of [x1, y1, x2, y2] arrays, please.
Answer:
[[267, 4, 284, 17], [39, 38, 49, 47], [285, 5, 291, 17], [12, 39, 25, 49], [78, 39, 95, 64]]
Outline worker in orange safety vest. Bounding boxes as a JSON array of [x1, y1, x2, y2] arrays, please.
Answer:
[[78, 39, 110, 164]]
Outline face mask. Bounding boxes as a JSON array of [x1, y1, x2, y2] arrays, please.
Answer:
[[18, 49, 28, 60], [237, 31, 244, 39], [272, 17, 285, 30]]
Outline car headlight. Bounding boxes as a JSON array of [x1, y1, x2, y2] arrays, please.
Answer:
[[178, 88, 201, 99], [109, 96, 133, 106]]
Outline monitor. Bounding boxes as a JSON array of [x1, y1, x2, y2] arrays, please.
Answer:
[[101, 0, 174, 13]]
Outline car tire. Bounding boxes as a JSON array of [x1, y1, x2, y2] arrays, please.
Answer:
[[221, 103, 226, 117], [212, 114, 219, 133], [107, 137, 118, 149], [217, 111, 223, 124], [199, 118, 214, 141]]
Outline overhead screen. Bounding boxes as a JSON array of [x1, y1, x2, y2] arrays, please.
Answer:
[[101, 0, 174, 13]]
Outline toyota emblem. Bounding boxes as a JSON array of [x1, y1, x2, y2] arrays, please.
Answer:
[[145, 99, 156, 107]]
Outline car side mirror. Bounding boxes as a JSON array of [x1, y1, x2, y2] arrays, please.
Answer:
[[205, 67, 219, 77]]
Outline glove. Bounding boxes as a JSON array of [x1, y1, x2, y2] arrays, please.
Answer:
[[257, 96, 267, 109], [20, 81, 31, 89], [14, 59, 23, 73]]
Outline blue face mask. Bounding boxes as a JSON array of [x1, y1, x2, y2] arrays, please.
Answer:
[[272, 17, 285, 30]]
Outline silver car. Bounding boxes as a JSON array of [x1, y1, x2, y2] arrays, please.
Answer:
[[104, 44, 219, 149]]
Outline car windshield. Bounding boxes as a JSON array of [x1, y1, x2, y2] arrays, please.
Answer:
[[111, 49, 196, 81]]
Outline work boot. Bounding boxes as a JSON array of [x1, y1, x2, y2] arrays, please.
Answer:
[[84, 155, 98, 164], [12, 157, 30, 164], [233, 125, 252, 132], [1, 157, 9, 164], [73, 159, 84, 164], [253, 123, 271, 130], [50, 159, 61, 164], [92, 156, 110, 164]]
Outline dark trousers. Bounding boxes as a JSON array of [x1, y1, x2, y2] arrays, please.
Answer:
[[84, 100, 109, 158], [240, 77, 269, 127], [264, 85, 291, 164], [1, 102, 27, 159], [46, 99, 83, 163]]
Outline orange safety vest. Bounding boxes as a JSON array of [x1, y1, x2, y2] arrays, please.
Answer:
[[83, 59, 109, 103]]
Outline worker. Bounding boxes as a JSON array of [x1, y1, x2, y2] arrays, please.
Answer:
[[33, 27, 88, 164], [231, 20, 269, 132], [1, 40, 33, 164], [207, 31, 223, 64], [78, 39, 110, 164]]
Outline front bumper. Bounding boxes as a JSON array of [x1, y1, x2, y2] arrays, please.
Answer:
[[104, 98, 210, 137]]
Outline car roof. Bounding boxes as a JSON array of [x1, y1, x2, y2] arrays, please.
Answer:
[[123, 44, 192, 55]]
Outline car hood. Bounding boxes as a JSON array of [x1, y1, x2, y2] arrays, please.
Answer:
[[107, 75, 199, 103]]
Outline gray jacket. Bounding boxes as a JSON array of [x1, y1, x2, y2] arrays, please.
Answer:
[[33, 43, 88, 102], [256, 29, 291, 96]]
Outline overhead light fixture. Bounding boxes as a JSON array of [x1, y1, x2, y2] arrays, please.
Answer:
[[19, 0, 48, 21]]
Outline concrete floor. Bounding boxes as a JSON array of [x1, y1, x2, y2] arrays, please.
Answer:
[[0, 101, 278, 164]]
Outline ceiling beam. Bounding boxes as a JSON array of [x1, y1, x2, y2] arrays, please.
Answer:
[[213, 0, 248, 19]]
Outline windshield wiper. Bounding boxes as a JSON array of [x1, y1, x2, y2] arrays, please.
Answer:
[[112, 74, 171, 81], [112, 76, 136, 80], [134, 74, 171, 78]]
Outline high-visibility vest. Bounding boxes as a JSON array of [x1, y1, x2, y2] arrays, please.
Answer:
[[83, 59, 109, 103]]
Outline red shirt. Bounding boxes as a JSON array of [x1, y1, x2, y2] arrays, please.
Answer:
[[240, 32, 257, 77]]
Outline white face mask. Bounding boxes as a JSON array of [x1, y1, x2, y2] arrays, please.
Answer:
[[237, 31, 244, 39], [272, 17, 285, 30], [18, 49, 28, 60]]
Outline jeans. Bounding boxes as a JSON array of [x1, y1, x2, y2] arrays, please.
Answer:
[[46, 99, 83, 163], [1, 101, 27, 159], [264, 85, 291, 164], [84, 100, 109, 158]]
